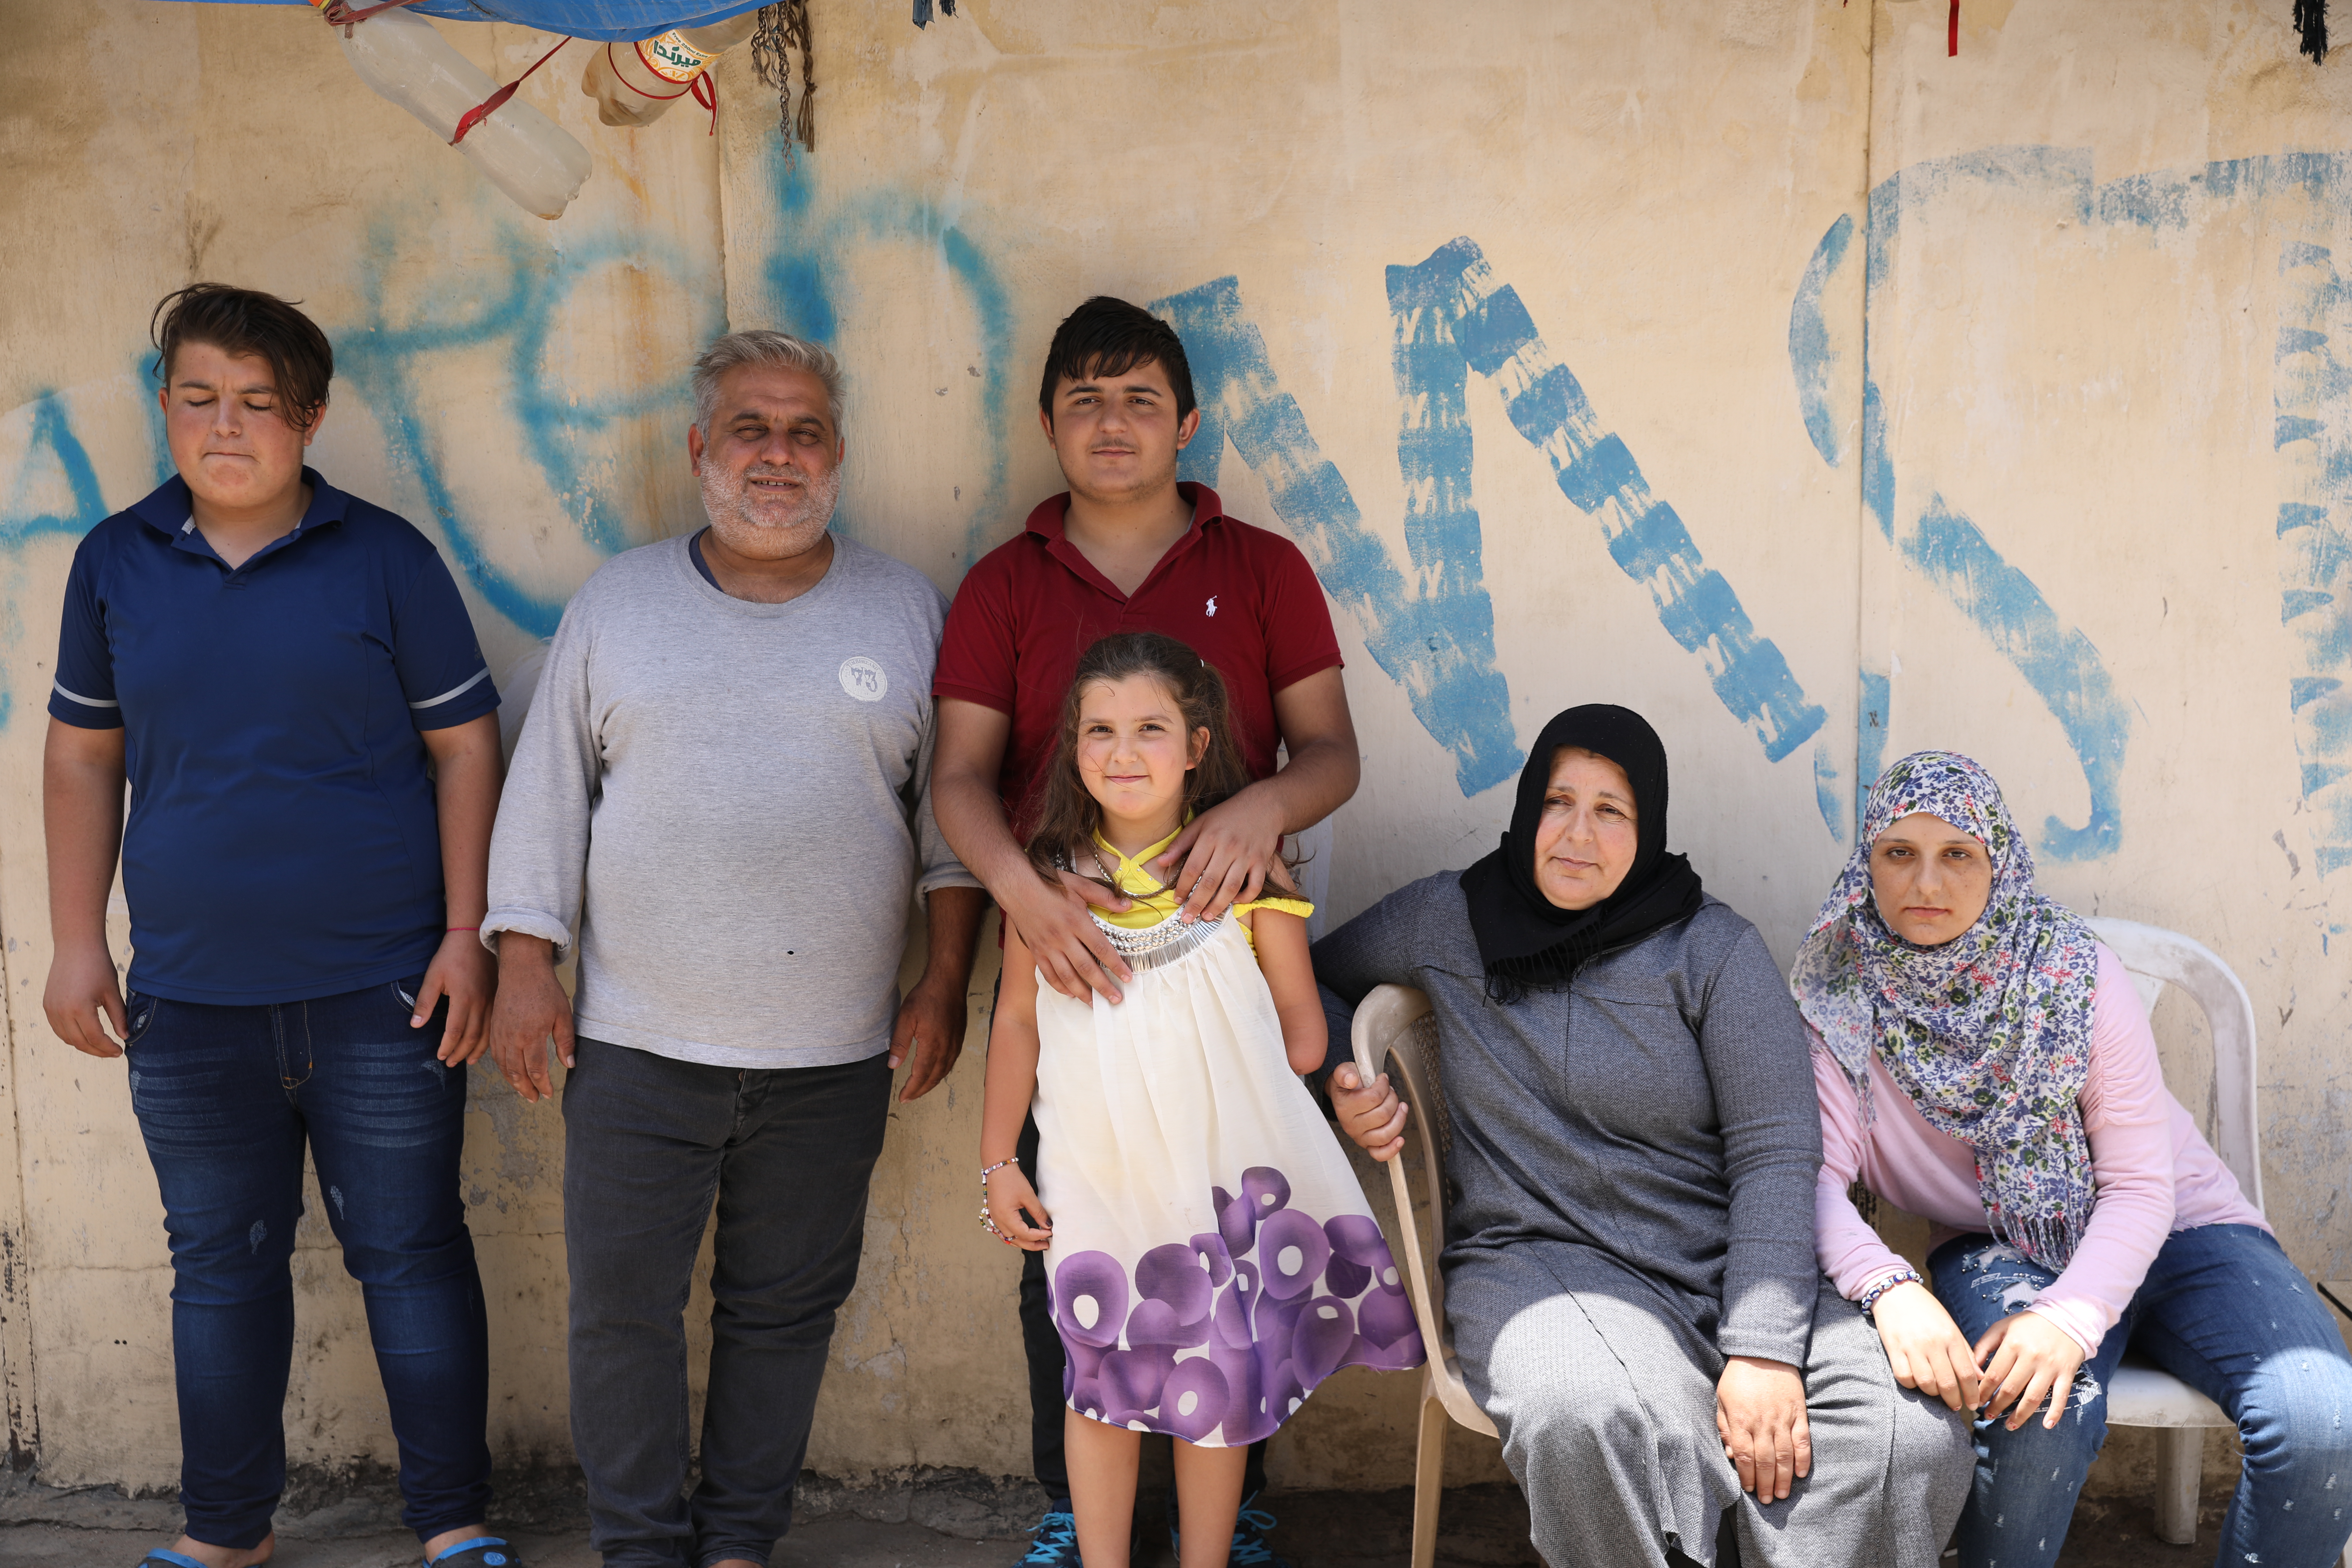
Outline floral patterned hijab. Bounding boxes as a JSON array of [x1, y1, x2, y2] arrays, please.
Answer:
[[1790, 750, 2101, 1269]]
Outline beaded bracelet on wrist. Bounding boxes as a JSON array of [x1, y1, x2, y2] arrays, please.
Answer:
[[1857, 1267, 1923, 1318], [978, 1156, 1020, 1246]]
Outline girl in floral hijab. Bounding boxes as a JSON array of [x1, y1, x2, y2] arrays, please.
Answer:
[[1793, 750, 2346, 1568], [1790, 749, 2100, 1268]]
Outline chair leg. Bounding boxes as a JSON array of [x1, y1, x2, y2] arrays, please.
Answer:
[[2152, 1427, 2203, 1546], [1412, 1382, 1448, 1568]]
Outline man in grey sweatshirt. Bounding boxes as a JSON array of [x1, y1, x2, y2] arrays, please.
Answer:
[[482, 330, 987, 1568]]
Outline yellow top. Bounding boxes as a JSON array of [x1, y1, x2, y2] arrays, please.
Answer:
[[1082, 823, 1314, 954]]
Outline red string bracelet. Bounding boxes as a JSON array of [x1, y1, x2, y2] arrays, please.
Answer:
[[447, 925, 481, 932]]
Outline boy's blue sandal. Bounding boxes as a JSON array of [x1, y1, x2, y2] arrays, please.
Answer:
[[134, 1553, 218, 1568], [425, 1538, 523, 1568], [1016, 1507, 1082, 1568]]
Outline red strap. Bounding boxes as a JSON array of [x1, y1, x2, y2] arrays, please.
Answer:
[[604, 40, 720, 135], [321, 0, 425, 26], [612, 40, 698, 100], [692, 70, 717, 136], [1948, 0, 1960, 55], [451, 35, 571, 145]]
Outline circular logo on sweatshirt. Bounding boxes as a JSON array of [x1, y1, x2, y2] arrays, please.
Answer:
[[838, 656, 888, 702]]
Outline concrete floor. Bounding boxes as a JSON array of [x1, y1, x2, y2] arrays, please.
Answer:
[[0, 1517, 1016, 1567], [0, 1481, 2253, 1567]]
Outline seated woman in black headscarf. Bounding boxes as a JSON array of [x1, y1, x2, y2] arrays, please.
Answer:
[[1316, 706, 1971, 1568]]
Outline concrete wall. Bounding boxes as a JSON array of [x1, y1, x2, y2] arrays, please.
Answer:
[[1, 0, 2346, 1505]]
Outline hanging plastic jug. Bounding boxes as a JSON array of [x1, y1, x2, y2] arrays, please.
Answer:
[[580, 11, 757, 128], [315, 3, 592, 219]]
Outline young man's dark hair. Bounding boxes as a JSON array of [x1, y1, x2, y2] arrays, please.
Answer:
[[150, 282, 335, 433], [1035, 295, 1197, 423]]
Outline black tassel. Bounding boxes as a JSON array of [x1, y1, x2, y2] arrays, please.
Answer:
[[750, 1, 816, 158], [2298, 0, 2329, 62]]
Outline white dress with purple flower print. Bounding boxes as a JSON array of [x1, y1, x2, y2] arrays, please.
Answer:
[[1032, 910, 1424, 1447]]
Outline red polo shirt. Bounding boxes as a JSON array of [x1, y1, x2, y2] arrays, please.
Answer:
[[934, 483, 1344, 833]]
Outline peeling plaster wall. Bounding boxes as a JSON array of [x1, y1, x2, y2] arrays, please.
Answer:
[[0, 0, 2346, 1505]]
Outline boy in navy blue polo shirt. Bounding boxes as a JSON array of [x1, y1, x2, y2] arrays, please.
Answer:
[[42, 285, 521, 1568]]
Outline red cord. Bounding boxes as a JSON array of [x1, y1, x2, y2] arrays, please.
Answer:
[[602, 40, 719, 135], [610, 40, 698, 99], [321, 0, 424, 26], [1949, 0, 1960, 56], [451, 34, 571, 146]]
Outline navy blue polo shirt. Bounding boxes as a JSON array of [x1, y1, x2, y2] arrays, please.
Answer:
[[50, 470, 500, 1004]]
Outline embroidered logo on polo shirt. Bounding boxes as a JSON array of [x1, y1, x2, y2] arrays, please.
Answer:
[[838, 656, 888, 702], [1205, 596, 1219, 617]]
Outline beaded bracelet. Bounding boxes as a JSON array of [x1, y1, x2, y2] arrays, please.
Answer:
[[1857, 1267, 1924, 1318], [979, 1156, 1021, 1246]]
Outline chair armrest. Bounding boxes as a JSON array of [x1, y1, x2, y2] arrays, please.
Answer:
[[1351, 985, 1496, 1437]]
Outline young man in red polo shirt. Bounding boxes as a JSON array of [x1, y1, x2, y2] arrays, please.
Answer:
[[932, 297, 1360, 1567]]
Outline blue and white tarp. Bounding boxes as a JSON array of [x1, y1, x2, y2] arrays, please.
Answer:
[[161, 0, 768, 43]]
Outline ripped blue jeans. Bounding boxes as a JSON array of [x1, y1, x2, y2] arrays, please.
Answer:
[[1931, 1224, 2352, 1568], [124, 978, 492, 1550]]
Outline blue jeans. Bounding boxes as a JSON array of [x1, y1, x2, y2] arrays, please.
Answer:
[[123, 978, 492, 1550], [1932, 1223, 2352, 1568], [562, 1039, 892, 1568]]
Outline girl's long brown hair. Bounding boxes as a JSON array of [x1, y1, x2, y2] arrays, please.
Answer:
[[1024, 632, 1255, 888]]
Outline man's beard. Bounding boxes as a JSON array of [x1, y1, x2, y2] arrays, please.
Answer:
[[700, 461, 841, 555]]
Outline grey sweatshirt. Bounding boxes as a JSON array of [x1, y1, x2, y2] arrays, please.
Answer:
[[1311, 876, 1823, 1365], [483, 534, 980, 1069]]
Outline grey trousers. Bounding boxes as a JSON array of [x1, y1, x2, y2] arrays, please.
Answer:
[[564, 1040, 892, 1568], [1450, 1242, 1971, 1568]]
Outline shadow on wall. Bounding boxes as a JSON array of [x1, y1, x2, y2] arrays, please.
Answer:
[[12, 143, 2352, 896]]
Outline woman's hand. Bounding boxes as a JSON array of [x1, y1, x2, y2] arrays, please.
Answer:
[[1974, 1311, 2087, 1430], [1715, 1356, 1811, 1501], [1868, 1280, 1981, 1412], [1329, 1063, 1410, 1161], [985, 1163, 1054, 1252], [414, 930, 497, 1066]]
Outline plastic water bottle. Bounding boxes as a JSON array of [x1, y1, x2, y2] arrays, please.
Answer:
[[316, 5, 593, 219], [579, 12, 757, 128]]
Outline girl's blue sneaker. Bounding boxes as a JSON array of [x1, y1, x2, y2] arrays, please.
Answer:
[[1169, 1492, 1294, 1568]]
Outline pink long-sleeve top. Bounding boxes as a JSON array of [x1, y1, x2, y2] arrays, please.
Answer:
[[1813, 943, 2268, 1357]]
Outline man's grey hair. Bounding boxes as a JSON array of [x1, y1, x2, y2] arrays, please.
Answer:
[[691, 329, 844, 435]]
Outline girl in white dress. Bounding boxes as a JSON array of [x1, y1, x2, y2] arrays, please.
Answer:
[[980, 632, 1422, 1568]]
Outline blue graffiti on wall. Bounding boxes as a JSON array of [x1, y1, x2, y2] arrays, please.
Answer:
[[2274, 240, 2352, 877], [2, 398, 111, 554], [1792, 147, 2136, 862], [1793, 144, 2352, 872], [1153, 274, 1522, 795], [336, 217, 726, 638], [10, 142, 2352, 878], [749, 161, 1017, 567], [1158, 239, 1826, 796]]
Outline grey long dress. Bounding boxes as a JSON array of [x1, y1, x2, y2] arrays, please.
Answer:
[[1313, 877, 1969, 1568]]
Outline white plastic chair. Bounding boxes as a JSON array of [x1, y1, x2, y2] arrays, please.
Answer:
[[1350, 985, 1493, 1568], [2082, 918, 2307, 1553]]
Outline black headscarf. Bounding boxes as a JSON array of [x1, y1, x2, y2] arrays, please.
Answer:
[[1458, 705, 1706, 1001]]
